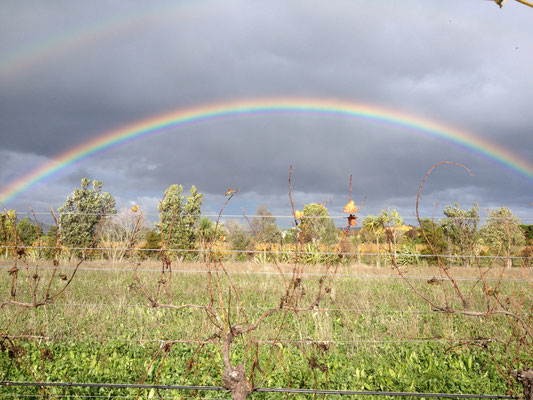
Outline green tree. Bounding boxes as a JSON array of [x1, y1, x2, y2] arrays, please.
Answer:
[[480, 207, 525, 266], [198, 217, 215, 245], [299, 203, 337, 245], [16, 218, 42, 246], [520, 224, 533, 242], [362, 215, 384, 267], [155, 185, 202, 258], [417, 218, 447, 265], [440, 202, 479, 266], [58, 178, 116, 258], [43, 225, 59, 260], [282, 228, 297, 244], [197, 216, 227, 259], [139, 229, 162, 259]]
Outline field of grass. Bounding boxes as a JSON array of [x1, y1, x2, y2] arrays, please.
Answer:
[[1, 260, 532, 399]]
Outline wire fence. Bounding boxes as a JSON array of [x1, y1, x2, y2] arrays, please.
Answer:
[[0, 395, 143, 399], [7, 210, 533, 222], [2, 213, 530, 399], [2, 245, 532, 260], [0, 264, 530, 283], [0, 381, 517, 399], [0, 395, 175, 399], [3, 302, 532, 316], [0, 394, 228, 400], [10, 210, 531, 218], [0, 332, 517, 346]]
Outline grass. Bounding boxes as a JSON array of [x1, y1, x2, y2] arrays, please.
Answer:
[[1, 260, 532, 399]]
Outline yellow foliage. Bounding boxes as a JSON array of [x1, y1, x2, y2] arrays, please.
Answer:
[[343, 200, 358, 214]]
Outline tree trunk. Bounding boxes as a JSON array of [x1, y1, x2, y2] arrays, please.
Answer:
[[511, 368, 533, 400], [375, 237, 380, 267], [223, 364, 251, 400]]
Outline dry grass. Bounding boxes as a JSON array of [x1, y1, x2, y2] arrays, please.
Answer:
[[3, 257, 531, 278], [2, 260, 529, 346]]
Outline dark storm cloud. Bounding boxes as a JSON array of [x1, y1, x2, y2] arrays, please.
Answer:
[[1, 0, 531, 221]]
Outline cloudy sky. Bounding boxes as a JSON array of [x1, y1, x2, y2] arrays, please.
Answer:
[[1, 0, 532, 227]]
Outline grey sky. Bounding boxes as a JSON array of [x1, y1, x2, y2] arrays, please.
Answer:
[[1, 0, 532, 225]]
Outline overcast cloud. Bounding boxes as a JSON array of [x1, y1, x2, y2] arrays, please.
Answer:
[[1, 0, 532, 226]]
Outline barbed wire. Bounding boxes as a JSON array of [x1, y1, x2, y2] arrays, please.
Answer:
[[2, 245, 531, 260], [0, 381, 516, 398]]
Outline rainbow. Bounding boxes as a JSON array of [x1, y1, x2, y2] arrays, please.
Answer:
[[1, 97, 532, 205], [0, 3, 197, 79]]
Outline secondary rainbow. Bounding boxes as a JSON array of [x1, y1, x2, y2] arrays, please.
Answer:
[[1, 97, 532, 205], [0, 3, 197, 79]]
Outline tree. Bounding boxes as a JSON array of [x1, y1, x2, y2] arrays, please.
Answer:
[[298, 203, 337, 245], [378, 209, 405, 260], [197, 216, 227, 260], [99, 208, 145, 262], [58, 178, 116, 258], [226, 220, 253, 260], [417, 218, 447, 264], [198, 217, 226, 242], [0, 210, 17, 256], [480, 207, 525, 267], [139, 229, 161, 259], [42, 225, 59, 260], [197, 217, 215, 248], [440, 202, 479, 266], [520, 224, 533, 242], [250, 206, 280, 244], [362, 214, 385, 267], [282, 227, 297, 244], [16, 218, 42, 246], [155, 185, 202, 258]]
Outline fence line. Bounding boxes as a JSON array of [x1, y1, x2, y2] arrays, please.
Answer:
[[3, 212, 362, 220], [0, 395, 168, 399], [11, 211, 530, 220], [0, 334, 508, 346], [0, 395, 133, 399], [0, 264, 530, 282], [2, 245, 532, 260], [0, 381, 516, 398], [0, 303, 439, 313], [5, 302, 532, 315]]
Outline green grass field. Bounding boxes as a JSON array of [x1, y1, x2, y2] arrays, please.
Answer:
[[1, 261, 532, 399]]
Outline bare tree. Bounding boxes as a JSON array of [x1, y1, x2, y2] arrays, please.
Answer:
[[99, 207, 146, 262]]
